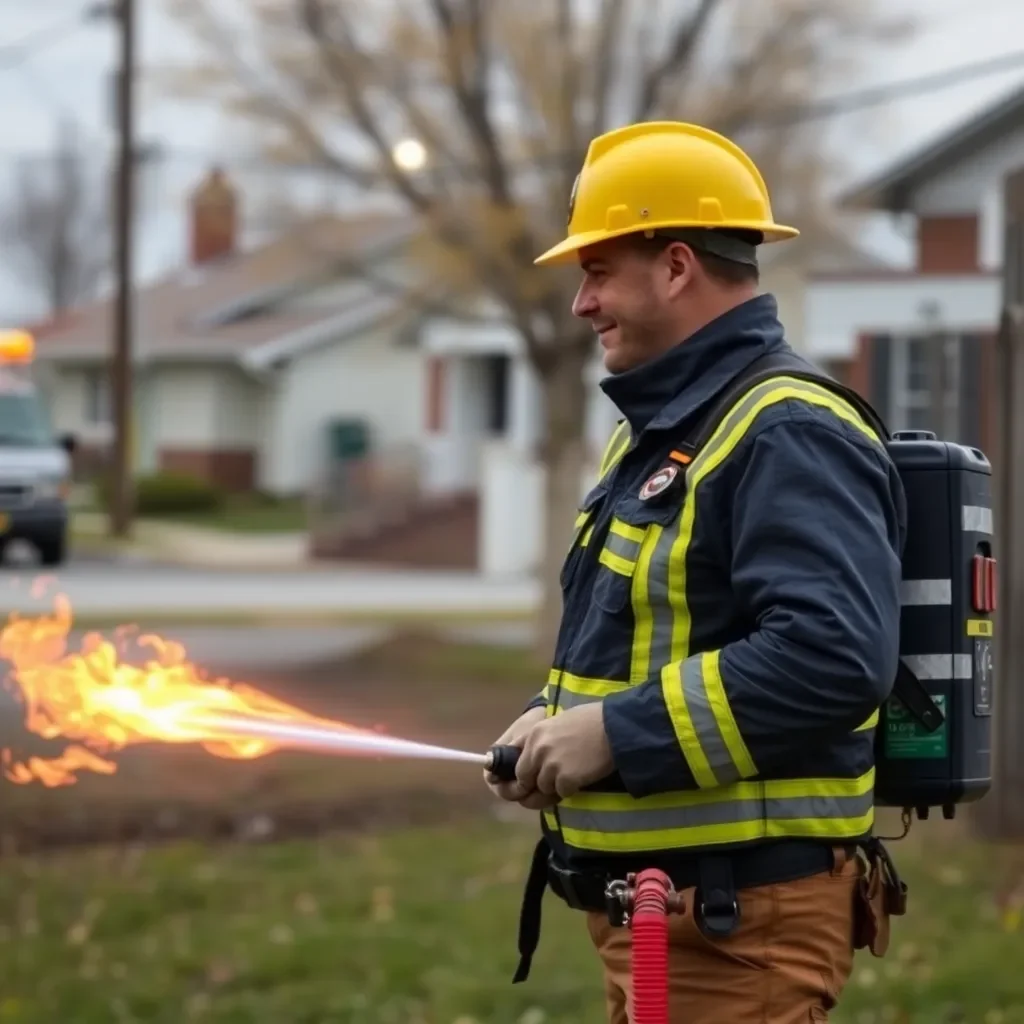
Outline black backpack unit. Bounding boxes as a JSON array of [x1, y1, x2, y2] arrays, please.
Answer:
[[689, 347, 995, 828]]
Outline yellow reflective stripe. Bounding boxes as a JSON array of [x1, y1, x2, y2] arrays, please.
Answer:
[[609, 520, 645, 543], [855, 710, 879, 731], [662, 651, 756, 788], [574, 510, 590, 529], [667, 376, 882, 669], [701, 650, 757, 780], [556, 769, 876, 852], [547, 668, 629, 700], [660, 660, 717, 788], [599, 548, 636, 576], [557, 810, 876, 853], [630, 524, 662, 683], [564, 768, 875, 812], [580, 523, 594, 547], [599, 421, 631, 478]]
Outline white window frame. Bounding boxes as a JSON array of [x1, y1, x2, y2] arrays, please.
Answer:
[[83, 366, 112, 426], [889, 333, 960, 435]]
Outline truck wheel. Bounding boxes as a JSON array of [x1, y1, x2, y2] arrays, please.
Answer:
[[37, 534, 67, 567]]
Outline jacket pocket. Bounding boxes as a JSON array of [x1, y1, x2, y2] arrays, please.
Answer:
[[592, 518, 643, 614], [560, 482, 608, 591]]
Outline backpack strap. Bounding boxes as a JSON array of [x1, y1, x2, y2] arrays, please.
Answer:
[[679, 346, 943, 736], [683, 346, 892, 458]]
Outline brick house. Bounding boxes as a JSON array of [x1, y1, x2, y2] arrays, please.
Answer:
[[802, 83, 1024, 456]]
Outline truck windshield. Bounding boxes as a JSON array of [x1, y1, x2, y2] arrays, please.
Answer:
[[0, 393, 54, 447]]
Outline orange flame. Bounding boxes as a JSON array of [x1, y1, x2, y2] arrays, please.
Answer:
[[0, 594, 367, 787]]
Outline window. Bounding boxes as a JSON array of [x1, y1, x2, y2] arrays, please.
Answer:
[[84, 367, 111, 425], [890, 334, 960, 436]]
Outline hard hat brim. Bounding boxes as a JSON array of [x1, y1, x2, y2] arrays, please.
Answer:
[[534, 220, 800, 266]]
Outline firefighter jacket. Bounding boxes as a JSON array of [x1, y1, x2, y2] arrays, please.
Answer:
[[530, 293, 907, 875]]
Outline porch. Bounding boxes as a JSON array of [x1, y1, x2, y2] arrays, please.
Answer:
[[419, 318, 619, 575]]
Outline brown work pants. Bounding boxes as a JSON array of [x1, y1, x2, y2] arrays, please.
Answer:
[[586, 846, 862, 1023]]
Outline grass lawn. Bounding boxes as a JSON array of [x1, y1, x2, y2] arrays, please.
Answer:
[[149, 495, 309, 534], [72, 494, 309, 538], [2, 632, 1023, 1021], [1, 819, 1023, 1024]]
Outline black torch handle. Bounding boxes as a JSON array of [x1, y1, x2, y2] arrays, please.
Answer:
[[485, 744, 522, 782]]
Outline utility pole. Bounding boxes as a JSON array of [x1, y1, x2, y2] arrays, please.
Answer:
[[110, 0, 135, 537], [976, 166, 1024, 840]]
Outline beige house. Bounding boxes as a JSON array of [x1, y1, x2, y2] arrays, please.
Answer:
[[30, 170, 421, 494]]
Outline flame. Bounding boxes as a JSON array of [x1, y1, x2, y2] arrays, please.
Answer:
[[0, 593, 367, 787]]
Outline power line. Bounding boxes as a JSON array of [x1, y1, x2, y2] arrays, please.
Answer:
[[140, 46, 1024, 176], [2, 42, 1024, 175], [762, 48, 1024, 125]]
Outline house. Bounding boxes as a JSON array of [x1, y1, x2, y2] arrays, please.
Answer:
[[420, 224, 892, 576], [30, 166, 890, 574], [802, 83, 1024, 455], [30, 168, 426, 497]]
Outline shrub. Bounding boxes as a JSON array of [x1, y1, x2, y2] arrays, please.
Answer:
[[95, 471, 225, 516]]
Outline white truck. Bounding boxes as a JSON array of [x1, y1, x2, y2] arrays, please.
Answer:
[[0, 330, 74, 566]]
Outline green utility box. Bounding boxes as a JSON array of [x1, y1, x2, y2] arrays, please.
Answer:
[[326, 418, 371, 462]]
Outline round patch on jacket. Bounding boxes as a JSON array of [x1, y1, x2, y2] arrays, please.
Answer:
[[639, 464, 678, 500]]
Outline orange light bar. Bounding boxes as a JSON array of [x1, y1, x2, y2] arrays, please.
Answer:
[[0, 330, 34, 364]]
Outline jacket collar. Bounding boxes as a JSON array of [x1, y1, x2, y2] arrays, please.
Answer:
[[598, 293, 787, 437]]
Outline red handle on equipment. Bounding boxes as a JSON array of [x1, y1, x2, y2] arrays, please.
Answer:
[[630, 868, 675, 1024]]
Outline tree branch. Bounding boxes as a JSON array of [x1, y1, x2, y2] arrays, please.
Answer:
[[425, 0, 512, 207], [299, 0, 435, 212], [299, 0, 553, 366], [635, 0, 721, 120], [590, 0, 625, 136]]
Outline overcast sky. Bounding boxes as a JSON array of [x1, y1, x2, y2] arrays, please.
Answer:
[[0, 0, 1022, 321]]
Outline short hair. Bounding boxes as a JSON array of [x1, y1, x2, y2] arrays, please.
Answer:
[[627, 229, 761, 286]]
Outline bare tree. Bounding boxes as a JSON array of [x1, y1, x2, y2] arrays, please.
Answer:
[[0, 122, 111, 317], [160, 0, 912, 657]]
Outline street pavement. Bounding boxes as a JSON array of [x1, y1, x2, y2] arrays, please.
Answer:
[[0, 553, 539, 620]]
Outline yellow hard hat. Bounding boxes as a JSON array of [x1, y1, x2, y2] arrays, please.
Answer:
[[534, 121, 799, 266]]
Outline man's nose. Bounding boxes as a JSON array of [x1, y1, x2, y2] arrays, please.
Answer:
[[572, 281, 598, 319]]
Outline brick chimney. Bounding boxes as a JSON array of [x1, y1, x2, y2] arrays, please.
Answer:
[[189, 166, 238, 265]]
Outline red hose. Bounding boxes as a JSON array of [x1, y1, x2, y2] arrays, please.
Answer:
[[630, 868, 674, 1024]]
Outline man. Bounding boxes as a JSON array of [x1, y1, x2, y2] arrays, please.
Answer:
[[485, 121, 907, 1023]]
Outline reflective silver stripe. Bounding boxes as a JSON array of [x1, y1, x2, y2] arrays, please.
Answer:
[[901, 654, 972, 680], [901, 579, 952, 606], [550, 673, 630, 712], [556, 791, 874, 835], [963, 505, 993, 534], [557, 689, 602, 710], [642, 523, 679, 676], [677, 656, 739, 784], [604, 526, 642, 564]]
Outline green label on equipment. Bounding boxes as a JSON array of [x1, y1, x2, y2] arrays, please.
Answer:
[[884, 695, 947, 759]]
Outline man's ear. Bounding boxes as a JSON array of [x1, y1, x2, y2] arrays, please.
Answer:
[[663, 241, 697, 297]]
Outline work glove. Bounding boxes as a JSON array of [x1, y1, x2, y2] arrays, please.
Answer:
[[484, 705, 559, 810], [515, 703, 614, 800]]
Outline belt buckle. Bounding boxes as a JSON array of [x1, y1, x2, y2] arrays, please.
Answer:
[[549, 862, 587, 911], [698, 889, 740, 937]]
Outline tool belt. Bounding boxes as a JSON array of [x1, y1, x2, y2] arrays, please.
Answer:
[[512, 836, 906, 984]]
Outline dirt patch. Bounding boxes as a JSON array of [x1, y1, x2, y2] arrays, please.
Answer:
[[0, 630, 545, 854]]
